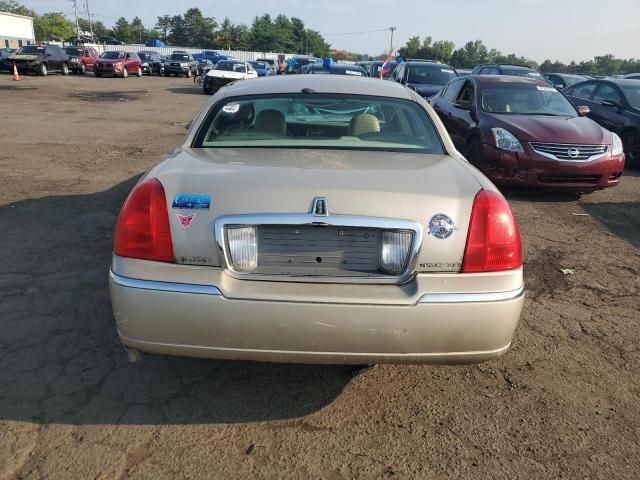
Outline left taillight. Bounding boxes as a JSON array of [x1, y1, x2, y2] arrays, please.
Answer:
[[113, 178, 175, 262]]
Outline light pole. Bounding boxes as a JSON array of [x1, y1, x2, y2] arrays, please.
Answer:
[[71, 0, 80, 37], [389, 26, 396, 55]]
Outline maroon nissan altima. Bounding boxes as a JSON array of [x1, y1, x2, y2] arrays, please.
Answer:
[[429, 75, 625, 191]]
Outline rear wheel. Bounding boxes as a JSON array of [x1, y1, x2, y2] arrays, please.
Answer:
[[466, 136, 484, 170], [79, 63, 86, 74], [622, 130, 640, 169], [39, 63, 47, 76], [61, 62, 69, 75], [186, 69, 192, 78]]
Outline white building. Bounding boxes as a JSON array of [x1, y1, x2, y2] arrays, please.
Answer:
[[0, 11, 35, 49]]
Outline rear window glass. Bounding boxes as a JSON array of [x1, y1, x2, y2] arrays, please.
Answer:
[[65, 47, 82, 56], [101, 51, 125, 59], [501, 68, 544, 81], [17, 46, 44, 54], [194, 94, 444, 154]]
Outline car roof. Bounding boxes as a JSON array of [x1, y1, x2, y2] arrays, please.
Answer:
[[404, 61, 453, 68], [604, 78, 640, 86], [471, 75, 551, 87], [218, 75, 414, 99], [478, 64, 534, 70]]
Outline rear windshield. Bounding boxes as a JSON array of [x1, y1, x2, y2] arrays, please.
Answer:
[[214, 62, 246, 72], [408, 65, 458, 85], [310, 67, 365, 76], [481, 83, 577, 117], [501, 68, 544, 81], [101, 51, 125, 59], [194, 94, 444, 154], [370, 62, 397, 77], [17, 46, 44, 55]]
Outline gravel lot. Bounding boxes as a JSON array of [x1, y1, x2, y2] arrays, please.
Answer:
[[0, 74, 639, 480]]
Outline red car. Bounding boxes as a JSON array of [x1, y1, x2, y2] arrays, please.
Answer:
[[64, 46, 99, 74], [429, 76, 625, 191], [94, 51, 142, 78]]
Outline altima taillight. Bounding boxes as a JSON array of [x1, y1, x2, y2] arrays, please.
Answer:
[[113, 178, 175, 262], [461, 190, 522, 273]]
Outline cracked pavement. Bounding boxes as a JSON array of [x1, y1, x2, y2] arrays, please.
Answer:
[[0, 75, 639, 479]]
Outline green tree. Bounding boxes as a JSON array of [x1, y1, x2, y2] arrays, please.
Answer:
[[0, 0, 34, 16], [168, 15, 188, 46], [131, 16, 145, 44], [231, 24, 251, 50], [112, 17, 133, 43], [398, 36, 421, 58], [33, 13, 74, 41], [218, 17, 233, 50], [450, 40, 490, 68], [431, 40, 455, 63], [155, 15, 172, 41], [183, 7, 217, 47]]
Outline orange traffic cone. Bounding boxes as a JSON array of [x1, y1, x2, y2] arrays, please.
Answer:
[[12, 63, 20, 81]]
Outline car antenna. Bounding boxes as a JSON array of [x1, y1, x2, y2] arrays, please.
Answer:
[[301, 88, 316, 94]]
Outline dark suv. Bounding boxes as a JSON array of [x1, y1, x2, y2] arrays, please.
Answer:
[[472, 64, 544, 81], [138, 51, 164, 75], [393, 61, 458, 98], [9, 44, 70, 76]]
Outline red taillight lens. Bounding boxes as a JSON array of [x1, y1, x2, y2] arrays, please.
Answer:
[[113, 178, 175, 262], [461, 190, 522, 273]]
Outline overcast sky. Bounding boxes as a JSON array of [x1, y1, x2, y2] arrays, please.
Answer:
[[20, 0, 640, 62]]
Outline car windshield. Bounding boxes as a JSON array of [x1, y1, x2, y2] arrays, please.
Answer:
[[481, 83, 577, 116], [250, 62, 267, 70], [138, 53, 152, 60], [195, 94, 444, 154], [215, 62, 246, 72], [407, 65, 457, 84], [65, 47, 82, 56], [370, 62, 397, 77], [310, 67, 364, 76], [17, 46, 44, 55], [101, 51, 125, 59], [562, 75, 588, 86], [621, 84, 640, 109], [170, 54, 190, 61], [500, 68, 544, 81]]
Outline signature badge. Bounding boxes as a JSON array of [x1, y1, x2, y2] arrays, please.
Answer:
[[176, 213, 196, 229], [172, 194, 211, 210], [429, 214, 456, 239]]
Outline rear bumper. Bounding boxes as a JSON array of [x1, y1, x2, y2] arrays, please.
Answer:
[[482, 143, 625, 190], [109, 267, 524, 365]]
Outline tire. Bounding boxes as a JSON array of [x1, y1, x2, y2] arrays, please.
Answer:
[[121, 68, 128, 78], [203, 85, 212, 95], [79, 63, 86, 74], [136, 67, 142, 77], [61, 63, 69, 75], [622, 130, 640, 169], [186, 69, 192, 78], [39, 63, 47, 76], [465, 136, 484, 170], [164, 71, 170, 77], [95, 71, 102, 78]]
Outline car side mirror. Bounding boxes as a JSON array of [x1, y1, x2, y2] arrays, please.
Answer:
[[577, 105, 590, 116], [455, 100, 472, 110], [555, 84, 564, 89], [601, 99, 620, 109]]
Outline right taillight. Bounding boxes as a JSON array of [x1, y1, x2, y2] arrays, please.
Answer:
[[113, 178, 175, 263], [461, 190, 522, 273]]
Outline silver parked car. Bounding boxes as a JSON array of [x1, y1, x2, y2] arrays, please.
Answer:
[[110, 75, 524, 365]]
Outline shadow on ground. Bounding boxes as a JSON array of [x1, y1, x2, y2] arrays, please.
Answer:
[[166, 86, 206, 96], [0, 176, 354, 425], [580, 201, 640, 249]]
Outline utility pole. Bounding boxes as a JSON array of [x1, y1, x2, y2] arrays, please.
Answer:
[[389, 26, 396, 55], [84, 0, 94, 41], [71, 0, 80, 37]]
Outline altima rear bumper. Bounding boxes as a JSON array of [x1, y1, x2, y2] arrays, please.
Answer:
[[109, 268, 524, 365]]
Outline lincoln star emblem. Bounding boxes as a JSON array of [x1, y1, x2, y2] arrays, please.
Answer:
[[429, 214, 456, 239], [312, 197, 329, 216], [567, 147, 580, 159]]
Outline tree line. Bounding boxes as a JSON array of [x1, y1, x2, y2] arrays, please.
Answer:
[[0, 1, 329, 55], [398, 35, 640, 75]]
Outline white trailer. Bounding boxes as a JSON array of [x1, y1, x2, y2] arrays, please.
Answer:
[[0, 11, 35, 49]]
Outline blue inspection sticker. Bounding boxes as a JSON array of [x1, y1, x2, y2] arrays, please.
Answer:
[[172, 194, 211, 210]]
